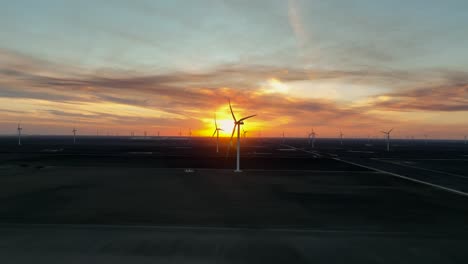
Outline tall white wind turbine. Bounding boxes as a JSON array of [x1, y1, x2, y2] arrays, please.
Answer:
[[17, 123, 22, 146], [72, 128, 77, 144], [227, 99, 256, 172], [381, 128, 393, 152], [212, 113, 223, 153]]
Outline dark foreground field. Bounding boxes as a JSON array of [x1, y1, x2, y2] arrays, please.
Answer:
[[0, 136, 468, 263]]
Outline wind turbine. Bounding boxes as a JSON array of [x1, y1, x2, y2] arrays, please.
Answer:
[[189, 128, 192, 137], [282, 131, 285, 144], [212, 113, 223, 153], [242, 128, 248, 139], [72, 128, 77, 144], [17, 123, 22, 146], [381, 128, 393, 152], [339, 129, 344, 145], [227, 99, 256, 172], [308, 128, 316, 148]]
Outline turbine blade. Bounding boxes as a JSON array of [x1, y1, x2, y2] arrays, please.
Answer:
[[226, 125, 237, 157], [228, 99, 237, 122], [229, 125, 236, 146], [388, 128, 394, 133], [212, 129, 217, 137], [239, 114, 257, 122], [214, 113, 218, 128]]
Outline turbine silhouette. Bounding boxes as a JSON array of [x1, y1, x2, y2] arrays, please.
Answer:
[[308, 128, 317, 148], [212, 113, 223, 153], [227, 99, 256, 172], [17, 123, 22, 146], [72, 128, 78, 144], [381, 128, 393, 152]]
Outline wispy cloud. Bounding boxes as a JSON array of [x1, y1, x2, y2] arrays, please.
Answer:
[[369, 82, 468, 112], [1, 49, 467, 136]]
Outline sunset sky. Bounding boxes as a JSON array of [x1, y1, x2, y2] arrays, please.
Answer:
[[1, 0, 467, 138]]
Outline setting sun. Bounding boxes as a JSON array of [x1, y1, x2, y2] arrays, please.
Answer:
[[216, 119, 235, 134]]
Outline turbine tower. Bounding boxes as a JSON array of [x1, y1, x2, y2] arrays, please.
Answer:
[[17, 123, 22, 146], [212, 113, 223, 153], [72, 128, 77, 144], [282, 131, 285, 144], [381, 128, 393, 152], [339, 130, 344, 145], [227, 99, 256, 172]]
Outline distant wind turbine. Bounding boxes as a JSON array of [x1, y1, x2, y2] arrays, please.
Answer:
[[212, 113, 223, 153], [227, 99, 256, 172], [339, 129, 344, 145], [308, 128, 317, 148], [282, 131, 285, 144], [72, 128, 77, 144], [381, 128, 393, 152], [242, 128, 248, 138], [464, 135, 467, 145], [17, 123, 22, 146]]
